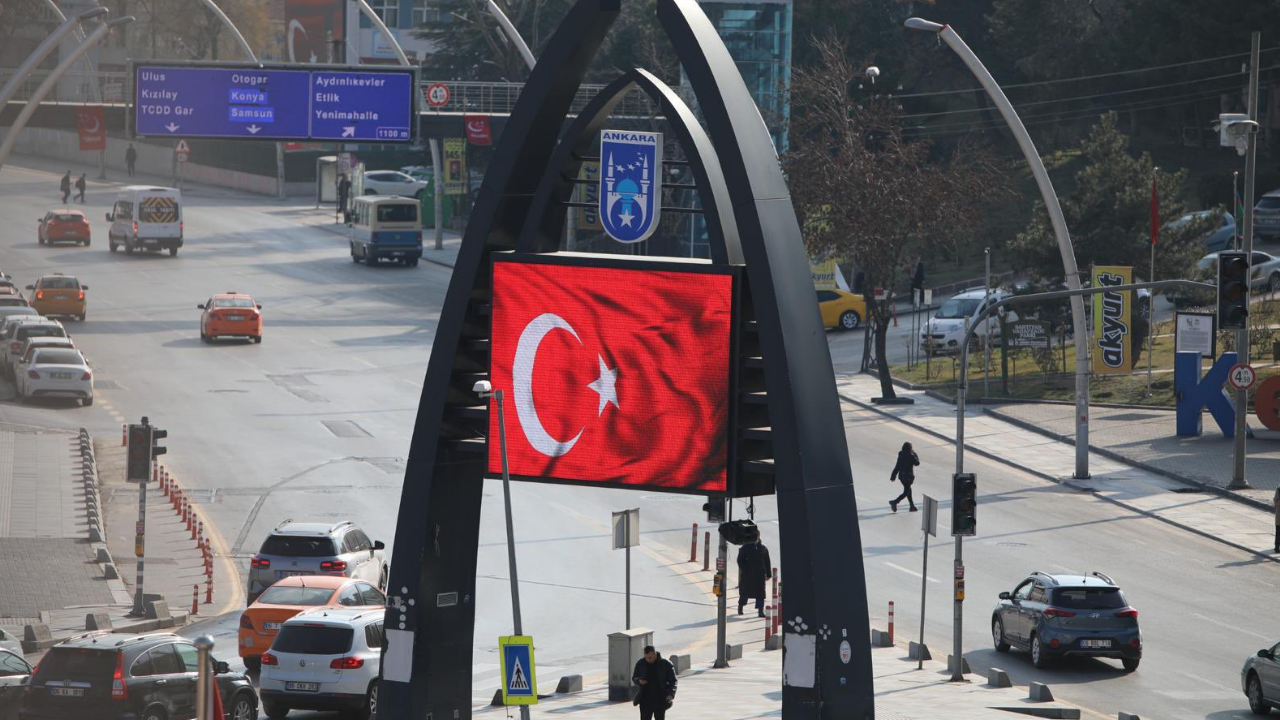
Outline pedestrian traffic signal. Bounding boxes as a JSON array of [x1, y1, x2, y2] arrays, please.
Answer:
[[1218, 250, 1250, 330], [703, 497, 725, 524], [718, 520, 759, 546], [126, 424, 152, 482], [951, 473, 977, 537], [151, 428, 168, 459]]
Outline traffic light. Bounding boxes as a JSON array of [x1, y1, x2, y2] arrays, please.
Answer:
[[718, 520, 760, 546], [1218, 250, 1250, 330], [951, 473, 977, 537], [702, 497, 725, 524], [126, 424, 152, 482], [151, 428, 168, 459]]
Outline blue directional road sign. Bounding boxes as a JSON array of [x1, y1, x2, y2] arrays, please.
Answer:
[[132, 63, 417, 143]]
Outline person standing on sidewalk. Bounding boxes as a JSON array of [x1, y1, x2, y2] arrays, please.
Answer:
[[125, 144, 137, 176], [736, 539, 772, 617], [1273, 486, 1279, 553], [890, 441, 920, 513], [336, 174, 351, 223], [60, 171, 72, 203], [75, 174, 86, 203], [632, 645, 676, 720]]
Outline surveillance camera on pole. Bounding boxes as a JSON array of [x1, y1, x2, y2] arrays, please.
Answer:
[[865, 66, 880, 84], [1217, 114, 1259, 157]]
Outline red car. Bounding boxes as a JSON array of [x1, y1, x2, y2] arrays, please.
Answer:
[[37, 210, 91, 246], [199, 292, 263, 343]]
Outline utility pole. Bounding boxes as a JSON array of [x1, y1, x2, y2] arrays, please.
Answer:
[[1231, 31, 1261, 490], [713, 502, 730, 668], [983, 248, 991, 397]]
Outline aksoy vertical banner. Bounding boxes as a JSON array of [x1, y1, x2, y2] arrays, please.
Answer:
[[1092, 265, 1133, 375], [443, 138, 467, 196]]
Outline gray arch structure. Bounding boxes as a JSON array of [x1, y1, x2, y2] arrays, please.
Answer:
[[381, 0, 873, 717]]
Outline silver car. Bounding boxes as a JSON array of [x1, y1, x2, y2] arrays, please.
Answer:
[[1242, 640, 1280, 714], [247, 520, 387, 602]]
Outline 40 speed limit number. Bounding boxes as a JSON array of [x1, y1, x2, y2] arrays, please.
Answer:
[[1229, 363, 1257, 391]]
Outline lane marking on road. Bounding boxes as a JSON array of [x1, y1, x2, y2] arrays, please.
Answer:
[[883, 561, 938, 583], [1175, 669, 1239, 693], [399, 379, 423, 389], [355, 357, 377, 369], [1192, 612, 1271, 640]]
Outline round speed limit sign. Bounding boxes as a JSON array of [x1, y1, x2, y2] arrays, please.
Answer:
[[426, 83, 450, 108], [1229, 363, 1257, 391]]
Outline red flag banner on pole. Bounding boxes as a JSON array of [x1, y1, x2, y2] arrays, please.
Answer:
[[464, 114, 493, 145], [1150, 175, 1159, 247], [75, 105, 106, 151]]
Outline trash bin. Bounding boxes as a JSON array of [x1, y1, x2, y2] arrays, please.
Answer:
[[607, 628, 653, 701]]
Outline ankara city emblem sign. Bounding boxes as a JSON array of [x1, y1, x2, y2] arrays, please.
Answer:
[[599, 129, 662, 242]]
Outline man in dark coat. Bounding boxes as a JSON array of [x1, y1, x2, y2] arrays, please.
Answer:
[[736, 539, 772, 617], [75, 174, 86, 203], [631, 645, 676, 720], [125, 144, 137, 176], [60, 171, 71, 203], [890, 441, 920, 512], [336, 173, 352, 223]]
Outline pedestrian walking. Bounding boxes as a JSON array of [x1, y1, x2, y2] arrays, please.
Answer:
[[336, 173, 351, 223], [736, 539, 771, 617], [75, 174, 86, 203], [889, 441, 920, 513], [631, 645, 676, 720], [1273, 486, 1279, 553], [60, 171, 71, 203], [125, 144, 137, 176]]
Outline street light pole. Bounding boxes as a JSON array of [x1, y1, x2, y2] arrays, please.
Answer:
[[1230, 31, 1261, 490], [906, 18, 1091, 481], [474, 381, 530, 720], [0, 8, 108, 111]]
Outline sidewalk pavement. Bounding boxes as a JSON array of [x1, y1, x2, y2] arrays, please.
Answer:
[[474, 635, 1098, 719], [837, 373, 1280, 563], [0, 423, 132, 646]]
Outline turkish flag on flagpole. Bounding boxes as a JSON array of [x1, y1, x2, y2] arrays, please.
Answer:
[[489, 260, 734, 493], [1150, 175, 1159, 247]]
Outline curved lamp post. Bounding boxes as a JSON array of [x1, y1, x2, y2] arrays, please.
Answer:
[[486, 0, 536, 71], [0, 16, 135, 173]]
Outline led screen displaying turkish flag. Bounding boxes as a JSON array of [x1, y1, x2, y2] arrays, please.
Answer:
[[489, 258, 734, 493]]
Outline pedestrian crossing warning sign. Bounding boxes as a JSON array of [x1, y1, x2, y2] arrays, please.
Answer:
[[499, 635, 537, 705]]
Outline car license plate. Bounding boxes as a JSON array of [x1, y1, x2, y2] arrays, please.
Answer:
[[227, 315, 243, 321], [52, 372, 72, 379], [63, 231, 78, 236], [392, 252, 405, 256], [286, 682, 320, 692], [277, 570, 307, 578], [1082, 639, 1111, 649], [263, 622, 282, 631], [50, 687, 84, 697]]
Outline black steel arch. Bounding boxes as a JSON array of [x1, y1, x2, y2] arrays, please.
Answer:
[[515, 67, 742, 264], [382, 0, 872, 717]]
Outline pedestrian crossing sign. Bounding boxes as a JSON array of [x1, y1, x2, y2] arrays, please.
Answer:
[[499, 635, 537, 705]]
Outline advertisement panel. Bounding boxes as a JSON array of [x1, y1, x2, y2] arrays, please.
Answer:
[[1092, 265, 1133, 375], [285, 0, 345, 64], [811, 259, 838, 290], [489, 256, 734, 493], [443, 138, 467, 196], [1009, 320, 1050, 348], [75, 105, 105, 151]]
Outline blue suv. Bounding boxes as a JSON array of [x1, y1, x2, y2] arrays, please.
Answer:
[[991, 571, 1142, 671]]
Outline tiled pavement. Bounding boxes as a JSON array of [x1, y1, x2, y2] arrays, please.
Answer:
[[837, 374, 1280, 562]]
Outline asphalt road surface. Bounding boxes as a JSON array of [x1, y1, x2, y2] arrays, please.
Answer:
[[0, 159, 1272, 719]]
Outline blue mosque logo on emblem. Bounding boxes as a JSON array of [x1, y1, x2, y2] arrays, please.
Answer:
[[599, 129, 662, 243]]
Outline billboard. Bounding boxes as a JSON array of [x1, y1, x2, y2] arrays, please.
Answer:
[[1092, 265, 1133, 375], [443, 138, 467, 196], [285, 0, 345, 64], [488, 256, 735, 493]]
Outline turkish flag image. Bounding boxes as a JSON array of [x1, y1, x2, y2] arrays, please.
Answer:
[[465, 114, 493, 145], [75, 105, 105, 151], [489, 260, 733, 493]]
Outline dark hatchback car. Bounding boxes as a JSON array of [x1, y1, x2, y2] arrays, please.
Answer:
[[19, 632, 257, 720], [0, 648, 34, 720], [991, 571, 1142, 671]]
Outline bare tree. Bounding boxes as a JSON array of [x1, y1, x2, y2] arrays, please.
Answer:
[[785, 36, 1009, 399]]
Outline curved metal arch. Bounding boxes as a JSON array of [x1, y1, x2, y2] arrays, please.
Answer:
[[515, 67, 743, 265]]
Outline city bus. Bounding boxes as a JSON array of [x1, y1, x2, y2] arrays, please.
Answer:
[[348, 196, 423, 267]]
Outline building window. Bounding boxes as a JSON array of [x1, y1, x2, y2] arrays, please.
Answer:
[[370, 0, 400, 27], [413, 0, 443, 25]]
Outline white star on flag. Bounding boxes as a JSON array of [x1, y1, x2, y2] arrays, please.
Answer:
[[587, 355, 619, 416]]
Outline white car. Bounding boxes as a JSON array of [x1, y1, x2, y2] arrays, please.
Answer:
[[1199, 250, 1280, 293], [13, 336, 74, 378], [3, 318, 65, 378], [17, 347, 92, 406], [921, 288, 1016, 355], [361, 170, 427, 198], [259, 607, 383, 719]]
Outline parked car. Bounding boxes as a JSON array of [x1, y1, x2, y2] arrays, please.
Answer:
[[37, 210, 91, 246], [1199, 250, 1280, 292], [360, 170, 427, 198], [3, 318, 66, 378], [0, 647, 33, 720], [0, 628, 22, 655], [18, 632, 257, 720], [247, 521, 387, 603], [1166, 209, 1236, 253], [16, 347, 93, 406], [1241, 639, 1280, 714], [1254, 189, 1280, 240], [0, 288, 30, 308], [259, 607, 384, 719], [991, 571, 1141, 671], [921, 288, 1015, 355], [817, 289, 867, 331], [26, 274, 88, 322], [239, 575, 386, 671]]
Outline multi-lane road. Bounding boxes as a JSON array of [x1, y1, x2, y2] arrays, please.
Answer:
[[0, 158, 1273, 719]]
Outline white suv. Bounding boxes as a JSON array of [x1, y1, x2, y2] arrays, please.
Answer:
[[259, 607, 384, 720]]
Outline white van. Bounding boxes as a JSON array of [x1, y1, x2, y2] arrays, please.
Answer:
[[106, 186, 183, 256]]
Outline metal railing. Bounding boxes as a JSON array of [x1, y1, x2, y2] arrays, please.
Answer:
[[0, 69, 128, 103]]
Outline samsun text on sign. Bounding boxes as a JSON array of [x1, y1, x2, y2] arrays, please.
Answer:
[[488, 257, 734, 493]]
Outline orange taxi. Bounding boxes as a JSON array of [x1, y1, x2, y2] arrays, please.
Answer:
[[238, 574, 386, 670], [198, 292, 262, 343]]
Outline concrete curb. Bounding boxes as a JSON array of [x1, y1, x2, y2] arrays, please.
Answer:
[[838, 392, 1280, 568]]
